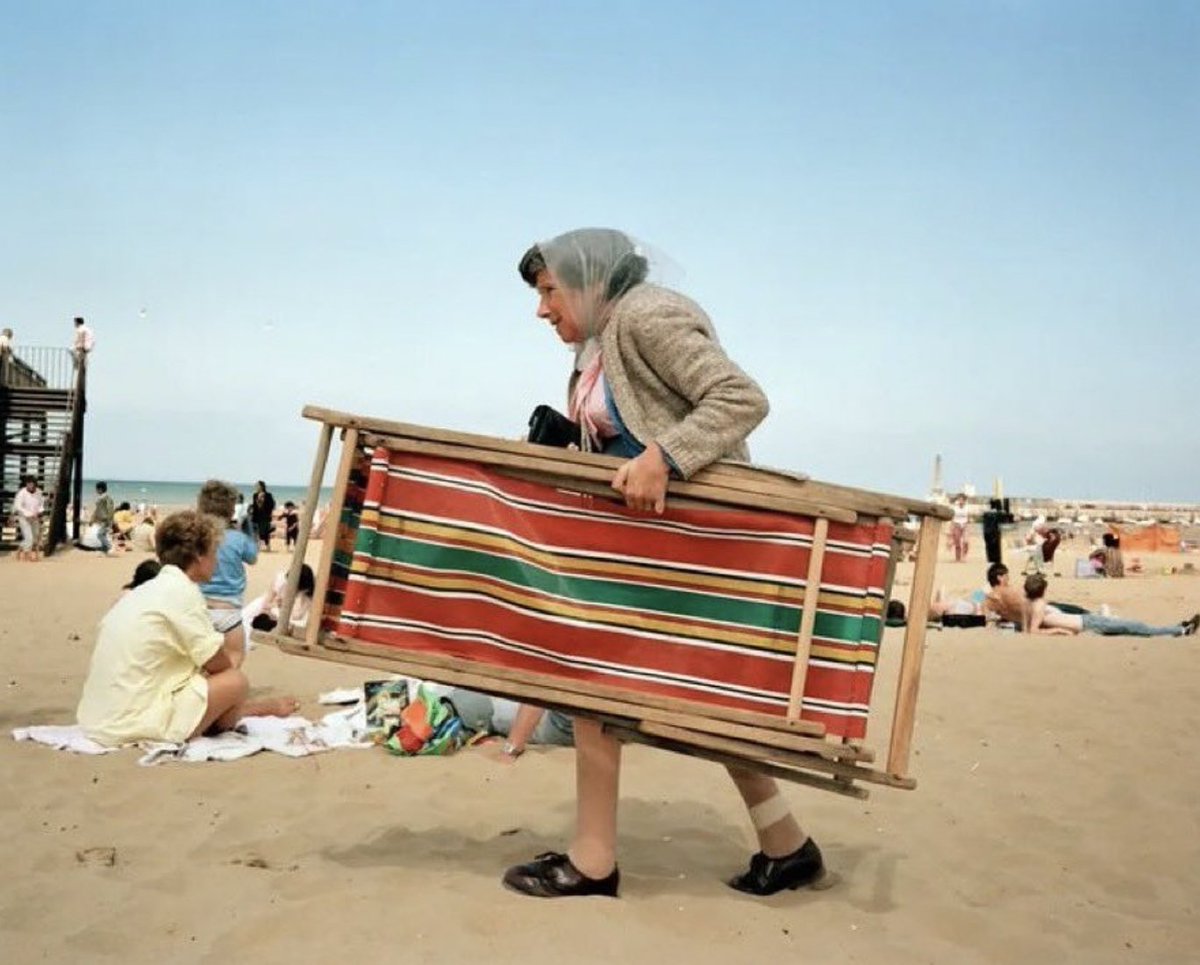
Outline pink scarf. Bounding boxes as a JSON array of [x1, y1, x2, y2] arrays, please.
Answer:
[[569, 348, 616, 449]]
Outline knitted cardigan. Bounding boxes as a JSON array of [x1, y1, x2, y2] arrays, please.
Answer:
[[568, 283, 769, 479]]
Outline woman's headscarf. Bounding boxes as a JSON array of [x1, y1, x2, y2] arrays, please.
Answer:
[[526, 228, 651, 354]]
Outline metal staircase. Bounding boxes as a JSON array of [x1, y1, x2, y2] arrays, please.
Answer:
[[0, 347, 86, 554]]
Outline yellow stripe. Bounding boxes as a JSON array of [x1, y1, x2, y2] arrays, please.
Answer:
[[356, 516, 884, 617], [354, 560, 799, 653], [350, 559, 877, 667]]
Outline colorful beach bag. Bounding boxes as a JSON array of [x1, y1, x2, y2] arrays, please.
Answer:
[[383, 684, 468, 757]]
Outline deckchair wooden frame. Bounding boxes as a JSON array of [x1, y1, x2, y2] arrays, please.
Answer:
[[263, 406, 948, 798]]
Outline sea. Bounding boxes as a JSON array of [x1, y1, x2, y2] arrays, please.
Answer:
[[81, 479, 334, 511]]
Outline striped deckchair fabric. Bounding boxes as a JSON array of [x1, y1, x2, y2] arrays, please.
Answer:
[[320, 450, 371, 635], [332, 446, 894, 739]]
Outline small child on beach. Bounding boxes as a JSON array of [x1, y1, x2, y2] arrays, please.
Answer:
[[243, 564, 315, 634], [196, 479, 258, 653], [281, 501, 300, 550], [122, 559, 162, 593]]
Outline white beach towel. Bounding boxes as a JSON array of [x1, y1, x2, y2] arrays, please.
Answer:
[[12, 713, 373, 766], [11, 725, 118, 756]]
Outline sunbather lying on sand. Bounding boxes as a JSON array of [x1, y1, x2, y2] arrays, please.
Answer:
[[1023, 574, 1198, 638]]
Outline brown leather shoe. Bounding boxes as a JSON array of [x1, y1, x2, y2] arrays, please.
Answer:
[[502, 852, 620, 898], [727, 838, 833, 896]]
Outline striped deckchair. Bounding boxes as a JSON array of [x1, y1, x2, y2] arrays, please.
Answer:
[[265, 407, 949, 798]]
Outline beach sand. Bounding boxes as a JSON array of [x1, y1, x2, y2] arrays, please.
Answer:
[[2, 539, 1198, 964]]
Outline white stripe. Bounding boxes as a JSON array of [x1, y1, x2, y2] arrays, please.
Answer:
[[343, 611, 872, 718], [345, 571, 799, 662], [350, 556, 802, 640], [375, 460, 879, 559], [338, 612, 792, 706]]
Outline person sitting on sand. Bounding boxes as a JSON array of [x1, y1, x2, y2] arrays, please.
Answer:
[[1022, 574, 1198, 638], [113, 502, 136, 539], [985, 563, 1111, 628], [1101, 532, 1125, 578], [196, 479, 258, 652], [128, 514, 157, 553], [77, 510, 299, 746], [243, 565, 315, 634], [118, 559, 162, 600], [983, 563, 1026, 625]]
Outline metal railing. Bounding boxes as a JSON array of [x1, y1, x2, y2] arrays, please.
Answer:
[[0, 346, 78, 390]]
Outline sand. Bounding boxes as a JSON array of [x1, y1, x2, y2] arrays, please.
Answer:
[[2, 539, 1199, 964]]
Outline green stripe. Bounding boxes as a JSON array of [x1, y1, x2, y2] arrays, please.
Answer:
[[352, 527, 875, 646], [361, 526, 792, 631]]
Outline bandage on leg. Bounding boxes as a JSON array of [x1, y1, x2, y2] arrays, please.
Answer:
[[748, 792, 791, 831]]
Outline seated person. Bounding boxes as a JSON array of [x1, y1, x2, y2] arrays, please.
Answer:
[[77, 511, 298, 746], [243, 564, 315, 633], [983, 563, 1026, 626], [1023, 574, 1198, 638], [117, 559, 162, 603], [113, 502, 137, 542], [444, 689, 574, 762], [129, 515, 157, 553], [1102, 532, 1125, 578], [281, 501, 300, 550], [986, 561, 1108, 623]]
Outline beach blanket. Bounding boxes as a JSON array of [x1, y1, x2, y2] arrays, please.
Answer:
[[327, 448, 893, 739], [12, 711, 371, 765]]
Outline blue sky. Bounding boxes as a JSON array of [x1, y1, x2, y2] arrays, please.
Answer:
[[2, 1, 1197, 501]]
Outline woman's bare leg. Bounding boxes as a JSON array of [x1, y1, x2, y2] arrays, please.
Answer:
[[726, 766, 805, 858], [222, 624, 246, 669], [189, 669, 299, 738], [567, 717, 621, 878]]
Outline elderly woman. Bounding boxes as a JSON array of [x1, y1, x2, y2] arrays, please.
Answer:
[[502, 228, 829, 899]]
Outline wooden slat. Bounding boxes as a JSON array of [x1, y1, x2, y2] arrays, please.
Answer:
[[629, 719, 913, 791], [886, 515, 942, 778], [606, 725, 868, 799], [360, 431, 857, 523], [496, 467, 720, 514], [266, 635, 883, 768], [785, 516, 829, 719], [278, 421, 333, 632], [305, 428, 360, 649], [302, 404, 951, 521], [259, 635, 909, 791], [698, 461, 953, 522]]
